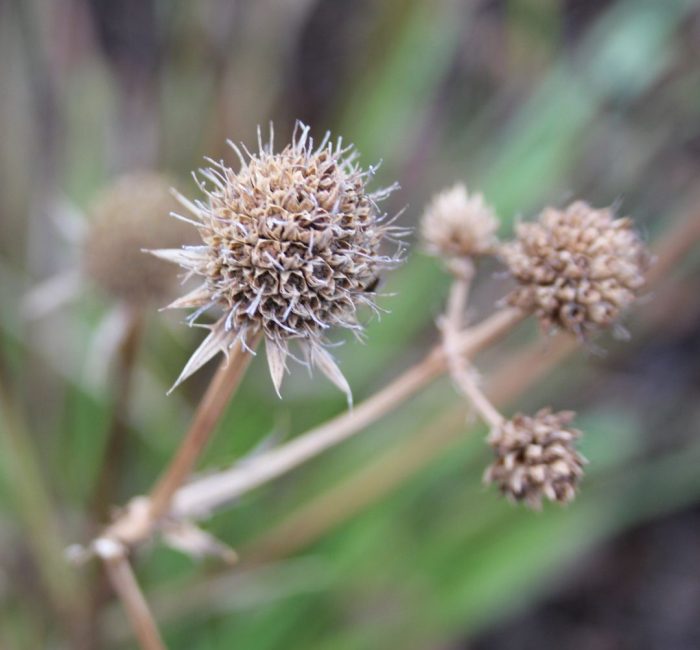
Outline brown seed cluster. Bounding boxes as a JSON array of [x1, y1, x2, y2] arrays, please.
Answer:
[[421, 184, 498, 258], [84, 173, 194, 305], [500, 201, 649, 336], [484, 409, 585, 509], [154, 123, 400, 396]]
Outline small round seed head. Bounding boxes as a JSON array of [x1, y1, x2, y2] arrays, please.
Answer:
[[154, 123, 401, 398], [500, 201, 650, 337], [84, 173, 193, 305], [484, 408, 586, 509], [421, 184, 498, 258]]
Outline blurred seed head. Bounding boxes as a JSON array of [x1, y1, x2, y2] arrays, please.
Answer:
[[484, 408, 586, 509], [500, 201, 649, 337], [153, 122, 402, 398], [421, 184, 498, 258], [84, 172, 193, 306]]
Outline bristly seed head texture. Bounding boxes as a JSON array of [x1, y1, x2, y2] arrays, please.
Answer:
[[421, 184, 498, 258], [484, 408, 586, 509], [500, 201, 649, 337], [84, 172, 195, 306], [153, 122, 402, 400]]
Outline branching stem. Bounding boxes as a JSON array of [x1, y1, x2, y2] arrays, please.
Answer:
[[441, 258, 504, 430], [171, 306, 525, 519]]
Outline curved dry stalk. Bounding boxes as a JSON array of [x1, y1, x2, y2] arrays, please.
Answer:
[[244, 334, 577, 563], [99, 544, 165, 650], [148, 333, 261, 523], [441, 259, 504, 430], [240, 206, 700, 562], [172, 307, 526, 519]]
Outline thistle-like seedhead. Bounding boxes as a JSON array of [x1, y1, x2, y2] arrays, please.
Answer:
[[84, 173, 194, 306], [421, 184, 498, 259], [484, 408, 586, 509], [154, 123, 402, 400], [500, 201, 649, 337]]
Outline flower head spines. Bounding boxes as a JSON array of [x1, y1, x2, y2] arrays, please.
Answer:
[[155, 123, 401, 398], [500, 201, 649, 337], [421, 184, 499, 258], [484, 408, 586, 509]]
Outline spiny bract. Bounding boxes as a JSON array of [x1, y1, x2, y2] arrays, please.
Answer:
[[153, 122, 402, 401]]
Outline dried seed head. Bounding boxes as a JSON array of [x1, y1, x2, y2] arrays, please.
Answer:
[[484, 408, 586, 509], [500, 201, 649, 337], [84, 173, 194, 305], [421, 184, 498, 258], [153, 123, 401, 399]]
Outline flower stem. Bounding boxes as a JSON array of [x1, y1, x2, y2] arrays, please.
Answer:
[[100, 547, 165, 650], [148, 334, 260, 522], [171, 307, 525, 519], [442, 259, 504, 430]]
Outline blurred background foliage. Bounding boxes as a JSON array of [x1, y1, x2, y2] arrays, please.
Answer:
[[1, 0, 700, 648]]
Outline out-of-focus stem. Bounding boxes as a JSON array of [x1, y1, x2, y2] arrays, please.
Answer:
[[0, 377, 84, 633], [92, 308, 144, 522], [100, 546, 165, 650]]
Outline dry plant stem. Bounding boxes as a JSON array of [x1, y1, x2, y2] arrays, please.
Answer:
[[246, 333, 578, 562], [148, 333, 261, 522], [86, 310, 145, 650], [442, 259, 504, 430], [93, 308, 144, 522], [240, 209, 700, 562], [172, 307, 526, 518], [102, 552, 166, 650]]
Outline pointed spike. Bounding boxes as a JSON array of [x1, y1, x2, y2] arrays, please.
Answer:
[[171, 188, 205, 219], [265, 338, 288, 399], [164, 284, 211, 310], [168, 319, 231, 393], [147, 247, 207, 269], [162, 521, 238, 565], [311, 345, 353, 409]]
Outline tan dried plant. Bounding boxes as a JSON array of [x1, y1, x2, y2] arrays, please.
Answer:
[[421, 183, 498, 259], [500, 201, 650, 337], [417, 189, 650, 509], [87, 143, 664, 650], [484, 409, 586, 508], [85, 172, 194, 306], [153, 123, 402, 401]]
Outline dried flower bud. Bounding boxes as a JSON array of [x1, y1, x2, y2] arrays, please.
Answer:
[[153, 123, 401, 399], [421, 184, 498, 258], [84, 172, 194, 305], [500, 201, 649, 336], [484, 408, 586, 508]]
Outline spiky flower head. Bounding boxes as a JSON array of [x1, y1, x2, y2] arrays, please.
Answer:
[[153, 123, 401, 400], [484, 408, 586, 509], [421, 184, 498, 258], [500, 201, 649, 337], [84, 172, 194, 306]]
